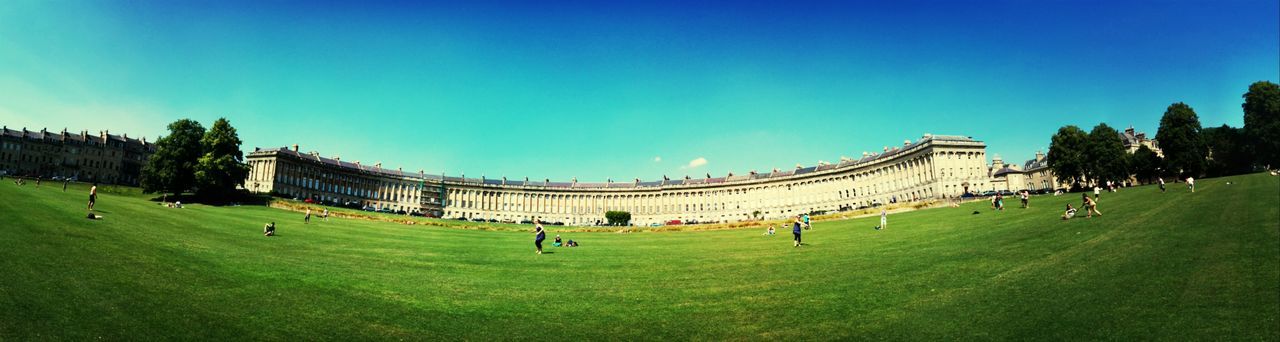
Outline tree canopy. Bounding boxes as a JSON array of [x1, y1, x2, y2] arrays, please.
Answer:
[[1202, 124, 1252, 177], [1128, 145, 1162, 184], [1085, 123, 1128, 185], [605, 211, 632, 226], [195, 118, 250, 198], [1047, 125, 1089, 188], [141, 119, 206, 194], [1243, 80, 1280, 169], [1155, 102, 1206, 178]]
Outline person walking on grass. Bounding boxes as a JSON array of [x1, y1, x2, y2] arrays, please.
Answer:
[[1158, 177, 1166, 193], [1082, 193, 1101, 218], [1186, 176, 1195, 192], [534, 219, 547, 255], [877, 208, 887, 230], [304, 208, 312, 224], [792, 215, 803, 247], [87, 183, 97, 211], [1020, 190, 1029, 209], [62, 179, 68, 192], [323, 208, 329, 221], [802, 213, 811, 230]]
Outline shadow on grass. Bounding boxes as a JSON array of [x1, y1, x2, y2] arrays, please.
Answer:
[[147, 191, 273, 207]]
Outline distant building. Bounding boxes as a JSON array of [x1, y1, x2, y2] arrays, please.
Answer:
[[1120, 126, 1162, 156], [246, 134, 993, 225], [988, 127, 1160, 192], [988, 151, 1060, 192], [0, 126, 155, 185]]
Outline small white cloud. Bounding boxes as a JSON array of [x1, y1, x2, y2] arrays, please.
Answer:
[[654, 156, 662, 162], [685, 157, 708, 169]]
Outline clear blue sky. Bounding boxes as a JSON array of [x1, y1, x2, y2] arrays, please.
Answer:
[[1, 0, 1276, 181]]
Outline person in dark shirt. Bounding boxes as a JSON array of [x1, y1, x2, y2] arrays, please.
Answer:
[[533, 219, 547, 255], [792, 215, 803, 247]]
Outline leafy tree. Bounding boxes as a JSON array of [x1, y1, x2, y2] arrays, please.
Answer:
[[1202, 125, 1252, 177], [1085, 123, 1128, 185], [194, 118, 250, 198], [1155, 102, 1206, 178], [1128, 145, 1162, 184], [1047, 125, 1089, 188], [605, 211, 631, 226], [141, 119, 206, 194], [1243, 81, 1280, 169]]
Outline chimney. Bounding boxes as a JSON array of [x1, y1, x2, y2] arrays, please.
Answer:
[[1125, 126, 1135, 136], [904, 139, 911, 146], [292, 144, 299, 152]]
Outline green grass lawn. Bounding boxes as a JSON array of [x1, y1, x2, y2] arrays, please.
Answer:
[[1, 174, 1277, 340]]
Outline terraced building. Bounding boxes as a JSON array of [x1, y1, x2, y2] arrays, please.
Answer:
[[245, 134, 991, 226]]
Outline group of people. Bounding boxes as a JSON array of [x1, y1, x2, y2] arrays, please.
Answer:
[[1155, 177, 1195, 193], [1062, 193, 1103, 220], [791, 213, 813, 247], [303, 208, 329, 224], [552, 235, 579, 247]]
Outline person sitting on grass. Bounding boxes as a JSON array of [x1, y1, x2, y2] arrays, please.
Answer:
[[765, 226, 776, 236], [553, 235, 563, 247], [264, 222, 276, 237], [1062, 204, 1077, 220]]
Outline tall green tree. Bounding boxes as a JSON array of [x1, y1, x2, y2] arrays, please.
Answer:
[[141, 119, 206, 194], [1155, 102, 1206, 178], [1128, 145, 1162, 184], [1047, 125, 1089, 188], [1085, 123, 1128, 185], [1202, 125, 1252, 177], [1243, 80, 1280, 169], [605, 211, 632, 226], [195, 118, 250, 198]]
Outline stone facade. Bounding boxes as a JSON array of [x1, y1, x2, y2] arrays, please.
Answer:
[[988, 151, 1060, 192], [246, 134, 992, 226], [0, 126, 154, 185]]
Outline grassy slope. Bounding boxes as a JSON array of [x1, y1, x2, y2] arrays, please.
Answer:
[[0, 174, 1276, 340]]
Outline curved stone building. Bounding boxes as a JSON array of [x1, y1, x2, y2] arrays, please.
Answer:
[[246, 134, 990, 226]]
